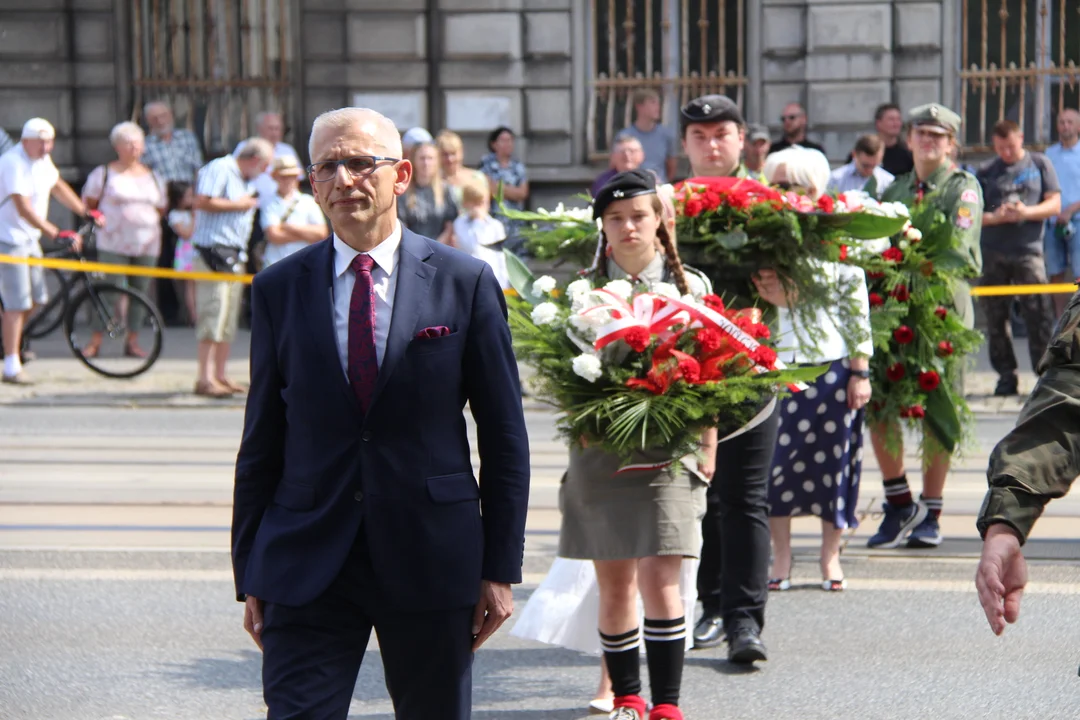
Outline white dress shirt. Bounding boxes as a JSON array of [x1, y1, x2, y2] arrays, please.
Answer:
[[331, 223, 402, 377], [827, 162, 895, 197], [773, 261, 874, 364], [233, 140, 300, 210]]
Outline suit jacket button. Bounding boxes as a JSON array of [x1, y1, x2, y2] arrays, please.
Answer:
[[361, 431, 373, 441], [354, 491, 364, 502]]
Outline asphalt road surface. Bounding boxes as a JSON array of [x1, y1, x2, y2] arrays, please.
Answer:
[[3, 407, 1080, 719]]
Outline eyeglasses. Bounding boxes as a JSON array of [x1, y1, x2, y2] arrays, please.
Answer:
[[307, 155, 399, 183], [781, 114, 803, 122]]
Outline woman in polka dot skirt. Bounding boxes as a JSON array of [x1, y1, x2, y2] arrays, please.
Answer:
[[755, 147, 875, 591]]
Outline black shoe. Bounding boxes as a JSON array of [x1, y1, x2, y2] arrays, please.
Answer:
[[692, 613, 724, 649], [727, 627, 768, 664], [993, 375, 1019, 397]]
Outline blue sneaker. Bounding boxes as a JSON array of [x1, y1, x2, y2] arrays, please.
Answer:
[[907, 514, 943, 548], [866, 502, 927, 549]]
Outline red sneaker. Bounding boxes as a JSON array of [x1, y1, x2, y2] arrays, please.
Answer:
[[650, 704, 684, 720], [610, 695, 648, 719]]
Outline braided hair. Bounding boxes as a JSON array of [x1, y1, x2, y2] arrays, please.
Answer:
[[588, 195, 690, 295]]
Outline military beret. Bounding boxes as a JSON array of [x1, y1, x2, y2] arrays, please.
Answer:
[[593, 168, 657, 220], [909, 103, 962, 135], [680, 94, 745, 131]]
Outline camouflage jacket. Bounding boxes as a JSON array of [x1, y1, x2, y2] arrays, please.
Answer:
[[978, 288, 1080, 542]]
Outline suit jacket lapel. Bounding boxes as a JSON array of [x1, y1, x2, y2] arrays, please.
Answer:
[[298, 238, 363, 417], [371, 229, 435, 408]]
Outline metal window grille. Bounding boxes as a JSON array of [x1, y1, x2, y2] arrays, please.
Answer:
[[129, 0, 293, 156], [587, 0, 746, 160], [960, 0, 1080, 150]]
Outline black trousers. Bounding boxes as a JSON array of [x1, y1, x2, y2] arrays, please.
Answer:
[[696, 402, 779, 633], [261, 531, 474, 719], [156, 217, 182, 325]]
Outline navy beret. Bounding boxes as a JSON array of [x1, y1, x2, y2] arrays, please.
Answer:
[[593, 169, 657, 220]]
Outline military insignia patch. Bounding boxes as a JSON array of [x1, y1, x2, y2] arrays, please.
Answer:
[[958, 207, 971, 218], [956, 216, 973, 229], [960, 189, 978, 203]]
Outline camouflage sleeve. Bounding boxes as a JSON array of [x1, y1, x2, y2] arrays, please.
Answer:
[[977, 290, 1080, 542], [945, 173, 984, 275]]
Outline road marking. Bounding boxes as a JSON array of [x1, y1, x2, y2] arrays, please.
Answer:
[[2, 568, 1079, 595]]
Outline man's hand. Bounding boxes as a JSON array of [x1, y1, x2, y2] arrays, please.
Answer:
[[239, 195, 259, 212], [471, 580, 513, 651], [55, 229, 82, 253], [1000, 203, 1028, 223], [976, 524, 1028, 636], [1056, 209, 1074, 226], [243, 595, 265, 650]]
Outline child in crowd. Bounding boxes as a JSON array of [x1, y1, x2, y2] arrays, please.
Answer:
[[167, 181, 196, 327], [452, 178, 510, 289]]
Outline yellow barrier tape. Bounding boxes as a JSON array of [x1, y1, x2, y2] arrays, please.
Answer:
[[0, 253, 1077, 297], [970, 283, 1077, 297], [0, 253, 254, 284]]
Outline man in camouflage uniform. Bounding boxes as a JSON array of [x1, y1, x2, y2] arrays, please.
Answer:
[[679, 95, 773, 664], [976, 290, 1080, 634], [867, 104, 985, 550]]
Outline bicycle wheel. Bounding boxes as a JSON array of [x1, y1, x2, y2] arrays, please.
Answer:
[[64, 282, 164, 378], [24, 268, 70, 339]]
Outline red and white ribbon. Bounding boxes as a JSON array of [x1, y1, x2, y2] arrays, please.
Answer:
[[579, 289, 691, 350]]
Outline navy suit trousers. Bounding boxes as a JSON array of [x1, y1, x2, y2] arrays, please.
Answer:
[[261, 531, 475, 719]]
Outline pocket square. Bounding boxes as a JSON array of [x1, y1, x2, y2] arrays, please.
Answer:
[[416, 326, 451, 339]]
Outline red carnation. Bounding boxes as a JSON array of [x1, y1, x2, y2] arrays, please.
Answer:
[[751, 345, 778, 367], [882, 247, 904, 263], [891, 285, 910, 302], [868, 270, 885, 280], [817, 195, 836, 213], [894, 326, 914, 344], [901, 405, 926, 419], [918, 370, 941, 392], [921, 261, 935, 277], [702, 191, 723, 211], [623, 327, 651, 352], [937, 340, 954, 357], [678, 358, 701, 383], [869, 292, 885, 308], [839, 245, 849, 261], [684, 197, 704, 217], [886, 363, 906, 382], [703, 294, 725, 313], [696, 328, 723, 354], [935, 306, 949, 320]]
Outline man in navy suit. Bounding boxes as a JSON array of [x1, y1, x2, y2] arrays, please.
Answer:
[[231, 107, 530, 719]]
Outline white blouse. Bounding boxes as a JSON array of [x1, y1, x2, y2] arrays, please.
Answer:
[[773, 261, 874, 364]]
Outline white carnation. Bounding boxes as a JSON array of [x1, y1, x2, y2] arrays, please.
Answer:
[[572, 353, 603, 383], [566, 278, 592, 299], [569, 312, 604, 334], [602, 279, 634, 300], [530, 302, 560, 326], [905, 227, 923, 242], [898, 239, 910, 251], [651, 282, 681, 299], [531, 275, 557, 295]]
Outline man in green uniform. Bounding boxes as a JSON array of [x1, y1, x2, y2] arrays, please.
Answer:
[[679, 95, 772, 664], [866, 104, 985, 550], [975, 290, 1080, 634]]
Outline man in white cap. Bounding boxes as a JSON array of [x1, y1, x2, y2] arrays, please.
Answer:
[[258, 155, 326, 268], [401, 127, 434, 155], [0, 118, 102, 384]]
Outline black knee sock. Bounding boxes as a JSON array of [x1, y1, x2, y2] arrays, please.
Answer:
[[600, 627, 641, 698], [644, 616, 686, 707]]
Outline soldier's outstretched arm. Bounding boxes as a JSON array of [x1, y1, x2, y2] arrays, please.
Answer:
[[978, 291, 1080, 542]]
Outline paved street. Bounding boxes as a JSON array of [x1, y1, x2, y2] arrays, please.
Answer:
[[2, 330, 1080, 719]]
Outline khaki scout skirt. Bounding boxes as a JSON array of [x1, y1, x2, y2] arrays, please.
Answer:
[[558, 446, 708, 561]]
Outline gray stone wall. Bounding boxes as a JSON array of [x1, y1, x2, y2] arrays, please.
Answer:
[[755, 0, 955, 161], [0, 0, 123, 178]]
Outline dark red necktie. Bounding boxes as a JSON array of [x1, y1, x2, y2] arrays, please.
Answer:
[[347, 254, 378, 414], [915, 180, 929, 205]]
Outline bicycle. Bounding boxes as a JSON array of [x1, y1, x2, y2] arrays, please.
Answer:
[[0, 221, 165, 379]]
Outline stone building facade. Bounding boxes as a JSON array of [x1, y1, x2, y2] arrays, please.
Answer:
[[1, 0, 1077, 209]]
